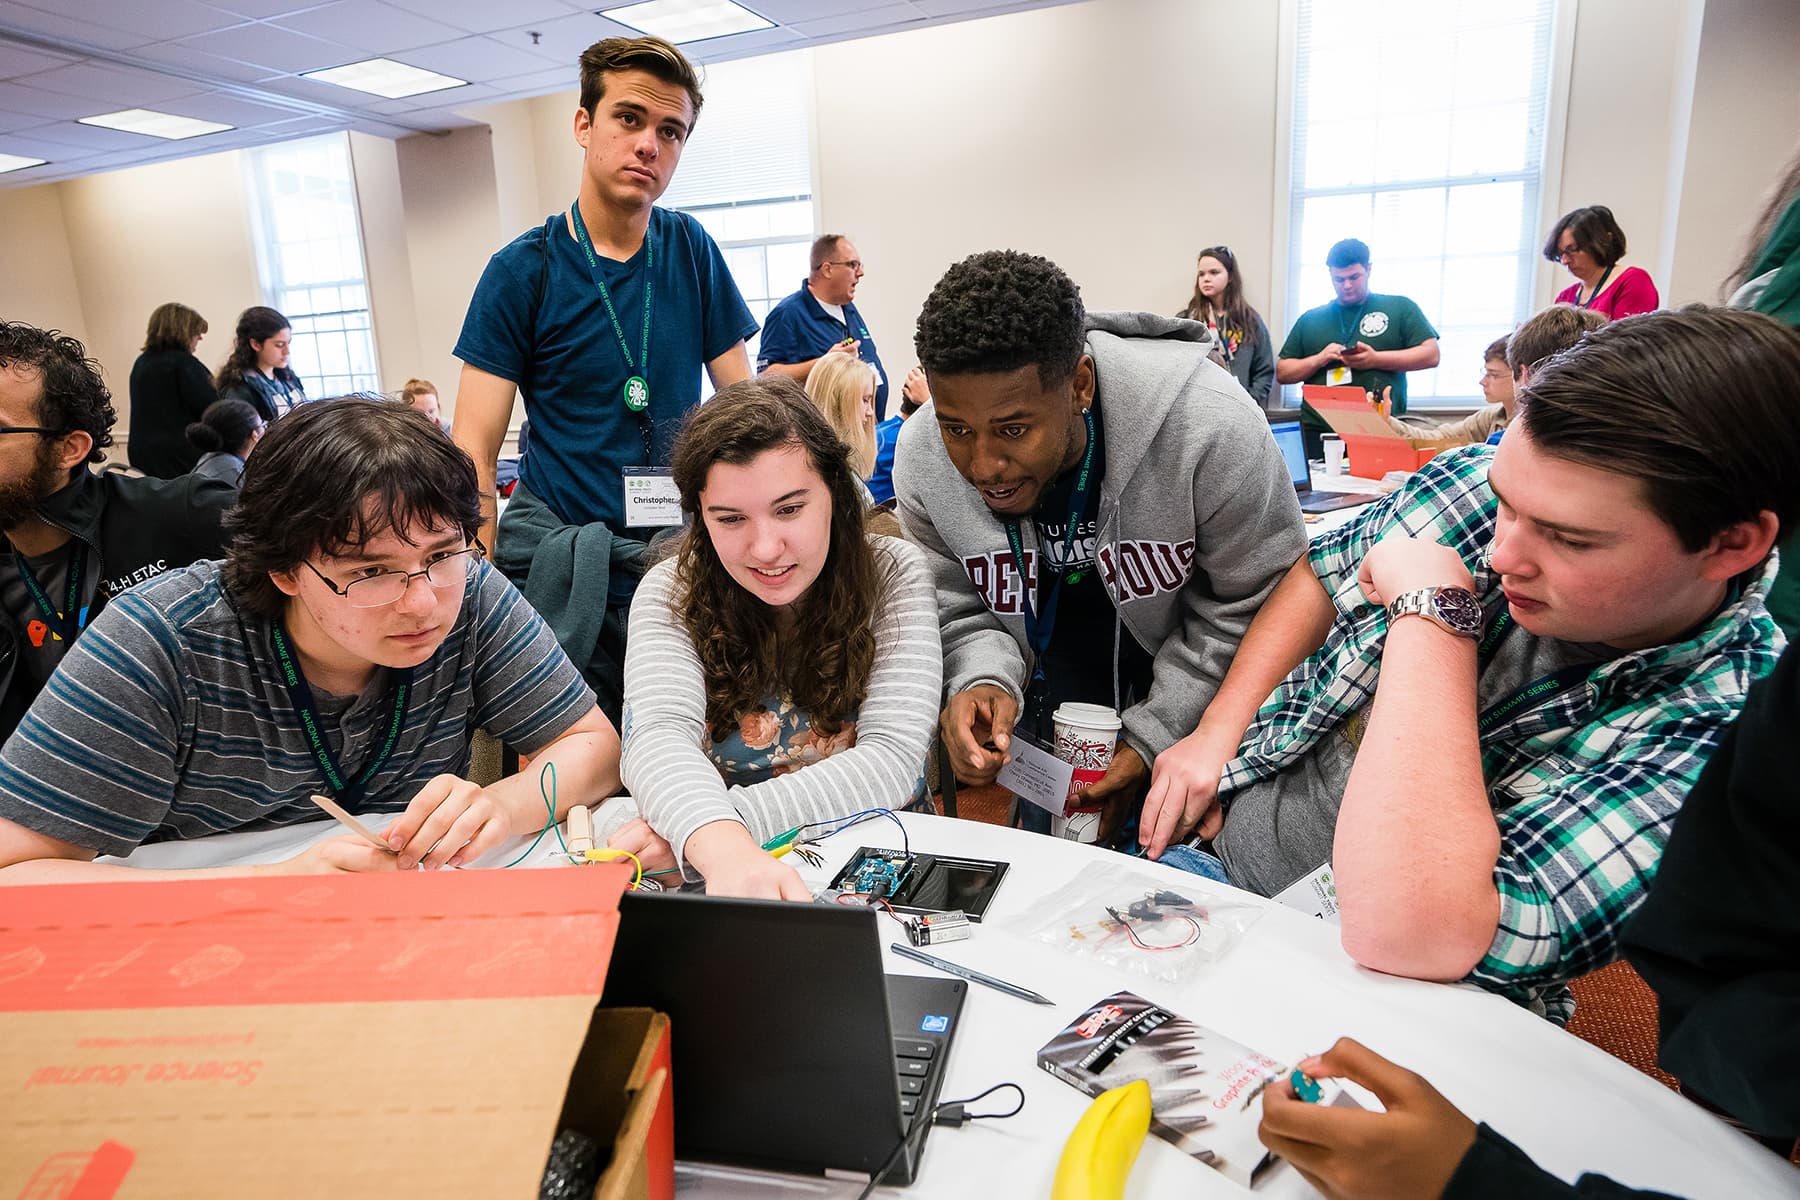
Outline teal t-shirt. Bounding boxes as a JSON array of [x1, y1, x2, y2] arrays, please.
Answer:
[[1279, 293, 1438, 425]]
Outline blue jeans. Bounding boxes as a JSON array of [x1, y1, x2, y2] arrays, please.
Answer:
[[1158, 844, 1232, 884]]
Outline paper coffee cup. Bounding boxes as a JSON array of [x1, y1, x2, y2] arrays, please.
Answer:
[[1052, 702, 1122, 822], [1050, 809, 1104, 844], [1322, 434, 1346, 475]]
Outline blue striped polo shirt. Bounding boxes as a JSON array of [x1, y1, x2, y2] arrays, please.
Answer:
[[0, 557, 594, 857]]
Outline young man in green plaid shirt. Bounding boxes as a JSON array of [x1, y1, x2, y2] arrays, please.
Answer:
[[1138, 307, 1800, 1021]]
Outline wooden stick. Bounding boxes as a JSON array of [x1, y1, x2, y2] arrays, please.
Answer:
[[309, 794, 397, 853]]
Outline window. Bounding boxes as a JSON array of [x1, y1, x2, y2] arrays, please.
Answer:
[[244, 134, 380, 399], [1285, 0, 1557, 406], [660, 50, 814, 373]]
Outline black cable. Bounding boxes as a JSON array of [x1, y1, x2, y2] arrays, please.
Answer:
[[851, 1081, 1026, 1199]]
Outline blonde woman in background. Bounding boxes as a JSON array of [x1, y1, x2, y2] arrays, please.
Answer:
[[803, 351, 879, 503]]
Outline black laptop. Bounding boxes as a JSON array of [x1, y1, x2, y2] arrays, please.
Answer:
[[1270, 420, 1382, 513], [600, 890, 967, 1186]]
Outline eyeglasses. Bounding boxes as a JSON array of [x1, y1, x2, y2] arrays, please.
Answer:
[[304, 545, 483, 608], [825, 259, 863, 272], [0, 425, 65, 437], [1557, 244, 1581, 260]]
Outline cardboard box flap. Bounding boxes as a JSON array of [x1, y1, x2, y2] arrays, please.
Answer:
[[0, 862, 631, 1012], [1305, 385, 1461, 450], [2, 866, 651, 1199]]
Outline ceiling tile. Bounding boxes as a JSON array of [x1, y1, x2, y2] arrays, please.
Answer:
[[19, 119, 163, 151], [200, 0, 343, 17], [381, 0, 582, 36], [272, 0, 467, 54], [488, 10, 637, 65], [125, 40, 288, 83], [0, 128, 116, 158], [173, 21, 358, 74], [0, 106, 47, 132], [746, 0, 898, 19], [0, 42, 76, 81], [478, 65, 583, 101], [162, 89, 309, 126], [788, 4, 925, 38], [10, 0, 245, 43], [400, 35, 565, 82], [20, 62, 208, 106], [0, 80, 102, 119], [682, 25, 805, 60], [0, 2, 151, 51]]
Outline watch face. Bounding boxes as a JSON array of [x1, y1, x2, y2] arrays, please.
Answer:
[[1432, 587, 1484, 635]]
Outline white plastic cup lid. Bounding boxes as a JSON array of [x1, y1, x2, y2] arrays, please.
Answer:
[[1051, 701, 1122, 732]]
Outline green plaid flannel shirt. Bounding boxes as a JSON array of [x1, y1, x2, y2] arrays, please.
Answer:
[[1220, 445, 1783, 1022]]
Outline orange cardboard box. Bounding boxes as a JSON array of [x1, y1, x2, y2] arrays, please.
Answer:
[[1305, 385, 1462, 478], [0, 865, 673, 1200]]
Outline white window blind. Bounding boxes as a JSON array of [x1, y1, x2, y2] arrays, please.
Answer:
[[660, 49, 812, 210], [1286, 0, 1556, 406], [244, 133, 380, 399], [663, 49, 816, 379]]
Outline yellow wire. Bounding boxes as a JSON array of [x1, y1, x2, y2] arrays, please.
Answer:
[[582, 846, 645, 889]]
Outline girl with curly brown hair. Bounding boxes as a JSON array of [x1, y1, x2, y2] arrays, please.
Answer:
[[603, 377, 942, 899]]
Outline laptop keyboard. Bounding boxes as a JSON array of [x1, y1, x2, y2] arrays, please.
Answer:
[[893, 1037, 940, 1120]]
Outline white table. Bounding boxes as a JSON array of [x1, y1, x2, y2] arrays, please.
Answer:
[[113, 813, 1800, 1199]]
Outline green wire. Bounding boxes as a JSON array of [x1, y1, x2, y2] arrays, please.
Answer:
[[501, 760, 566, 868]]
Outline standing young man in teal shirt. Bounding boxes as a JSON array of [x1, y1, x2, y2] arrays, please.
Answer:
[[1277, 238, 1440, 457]]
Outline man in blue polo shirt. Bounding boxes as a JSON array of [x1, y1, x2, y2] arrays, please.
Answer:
[[758, 234, 890, 419], [453, 35, 757, 723]]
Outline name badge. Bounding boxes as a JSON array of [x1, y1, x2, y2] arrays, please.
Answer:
[[622, 467, 683, 528], [1326, 365, 1352, 386], [995, 735, 1077, 816], [1272, 861, 1341, 924]]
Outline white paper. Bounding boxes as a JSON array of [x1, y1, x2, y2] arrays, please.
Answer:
[[622, 468, 683, 528], [1273, 862, 1342, 925], [995, 737, 1076, 816]]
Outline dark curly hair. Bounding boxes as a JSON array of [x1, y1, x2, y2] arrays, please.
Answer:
[[0, 321, 114, 465], [914, 250, 1086, 387], [224, 397, 481, 617], [670, 377, 881, 738]]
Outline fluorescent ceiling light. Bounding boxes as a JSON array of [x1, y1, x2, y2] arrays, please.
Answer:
[[78, 108, 232, 140], [601, 0, 774, 43], [303, 57, 468, 99], [0, 153, 47, 173]]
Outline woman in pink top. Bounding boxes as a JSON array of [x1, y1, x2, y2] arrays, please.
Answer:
[[1544, 205, 1660, 319]]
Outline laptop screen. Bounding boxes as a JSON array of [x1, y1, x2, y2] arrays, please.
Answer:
[[1270, 421, 1309, 489]]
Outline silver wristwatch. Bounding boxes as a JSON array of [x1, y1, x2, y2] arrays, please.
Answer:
[[1386, 586, 1482, 639]]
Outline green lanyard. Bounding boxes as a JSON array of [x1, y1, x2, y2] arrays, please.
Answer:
[[569, 201, 655, 421], [270, 624, 412, 804], [1003, 407, 1097, 716], [13, 541, 87, 641], [1338, 302, 1367, 347], [1474, 609, 1594, 736]]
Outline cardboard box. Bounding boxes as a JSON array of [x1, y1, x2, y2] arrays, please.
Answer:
[[1305, 385, 1460, 478], [0, 864, 673, 1200]]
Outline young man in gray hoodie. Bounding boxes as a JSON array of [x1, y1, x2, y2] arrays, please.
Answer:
[[895, 250, 1307, 835]]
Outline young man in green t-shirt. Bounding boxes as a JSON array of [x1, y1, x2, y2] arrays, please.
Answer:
[[1277, 238, 1440, 456]]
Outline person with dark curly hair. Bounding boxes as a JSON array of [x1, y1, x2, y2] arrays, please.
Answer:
[[0, 321, 233, 744], [0, 398, 620, 883], [602, 378, 941, 899], [897, 250, 1306, 844]]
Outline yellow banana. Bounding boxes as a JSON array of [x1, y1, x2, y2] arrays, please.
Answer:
[[1050, 1078, 1153, 1200]]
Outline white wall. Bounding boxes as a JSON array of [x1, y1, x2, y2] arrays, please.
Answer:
[[1666, 0, 1800, 304]]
